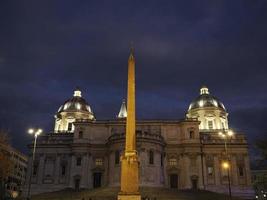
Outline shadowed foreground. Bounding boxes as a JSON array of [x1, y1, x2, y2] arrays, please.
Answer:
[[28, 187, 243, 200]]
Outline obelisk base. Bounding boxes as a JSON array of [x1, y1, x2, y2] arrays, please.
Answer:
[[117, 194, 141, 200], [118, 152, 140, 200]]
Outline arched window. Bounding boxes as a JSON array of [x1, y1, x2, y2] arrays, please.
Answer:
[[149, 150, 154, 165]]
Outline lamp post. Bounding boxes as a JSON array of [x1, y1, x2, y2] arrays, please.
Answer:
[[218, 129, 234, 200], [27, 128, 42, 200], [199, 133, 205, 190], [222, 161, 232, 200]]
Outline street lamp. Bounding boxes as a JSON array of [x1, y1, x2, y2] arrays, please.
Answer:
[[27, 128, 42, 200], [218, 129, 234, 200], [222, 161, 232, 200]]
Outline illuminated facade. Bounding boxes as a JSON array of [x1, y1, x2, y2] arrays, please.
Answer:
[[54, 88, 95, 132], [25, 59, 254, 199], [0, 143, 28, 198], [186, 86, 229, 130]]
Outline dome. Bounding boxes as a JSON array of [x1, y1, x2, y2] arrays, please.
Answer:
[[188, 86, 226, 111], [57, 88, 93, 115]]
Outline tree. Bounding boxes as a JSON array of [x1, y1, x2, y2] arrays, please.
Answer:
[[0, 130, 13, 200], [255, 136, 267, 161]]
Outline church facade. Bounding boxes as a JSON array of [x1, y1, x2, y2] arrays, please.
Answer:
[[25, 76, 254, 198]]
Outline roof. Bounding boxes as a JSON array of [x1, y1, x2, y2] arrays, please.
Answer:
[[188, 86, 226, 112], [57, 88, 94, 115]]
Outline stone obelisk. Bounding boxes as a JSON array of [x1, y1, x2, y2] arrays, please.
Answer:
[[117, 48, 141, 200]]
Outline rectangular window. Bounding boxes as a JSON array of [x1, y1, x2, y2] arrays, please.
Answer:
[[61, 165, 66, 175], [68, 123, 72, 131], [189, 131, 194, 139], [207, 166, 213, 176], [149, 150, 154, 165], [238, 166, 244, 176], [78, 131, 83, 139], [208, 121, 213, 129], [221, 122, 225, 129], [76, 157, 82, 166], [33, 164, 38, 176], [115, 150, 120, 165], [95, 158, 103, 166], [169, 158, 177, 166], [221, 165, 228, 177]]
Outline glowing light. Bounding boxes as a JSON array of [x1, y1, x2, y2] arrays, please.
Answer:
[[74, 90, 82, 97], [76, 103, 81, 110], [200, 86, 209, 94], [213, 100, 218, 107], [11, 191, 18, 198], [86, 105, 91, 112], [63, 103, 71, 110], [199, 100, 204, 107], [36, 129, 43, 135], [28, 128, 42, 136], [227, 130, 234, 137], [28, 128, 34, 134], [188, 103, 192, 110], [58, 105, 63, 112], [218, 132, 226, 138], [222, 161, 230, 169]]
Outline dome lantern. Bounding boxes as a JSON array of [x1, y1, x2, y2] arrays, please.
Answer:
[[74, 87, 82, 97], [200, 86, 209, 95]]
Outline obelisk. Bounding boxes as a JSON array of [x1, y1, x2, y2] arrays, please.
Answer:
[[117, 48, 141, 200]]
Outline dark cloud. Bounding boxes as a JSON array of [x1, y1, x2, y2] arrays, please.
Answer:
[[0, 0, 267, 153]]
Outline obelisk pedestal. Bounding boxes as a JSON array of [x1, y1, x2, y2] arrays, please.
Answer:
[[117, 151, 140, 200], [117, 49, 141, 200]]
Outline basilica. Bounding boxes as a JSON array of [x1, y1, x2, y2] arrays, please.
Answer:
[[25, 55, 254, 199]]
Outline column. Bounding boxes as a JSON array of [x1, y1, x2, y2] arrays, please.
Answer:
[[81, 153, 88, 188], [183, 155, 191, 189], [68, 154, 76, 188], [214, 156, 220, 186], [88, 155, 93, 189], [231, 155, 238, 186], [197, 154, 204, 189], [37, 155, 45, 184], [54, 155, 61, 184]]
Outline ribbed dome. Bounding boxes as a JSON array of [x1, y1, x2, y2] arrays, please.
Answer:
[[57, 88, 93, 114], [188, 86, 226, 111]]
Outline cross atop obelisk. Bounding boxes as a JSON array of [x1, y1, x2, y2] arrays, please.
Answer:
[[117, 47, 141, 200]]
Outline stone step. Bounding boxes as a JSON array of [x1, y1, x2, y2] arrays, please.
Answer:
[[31, 187, 244, 200]]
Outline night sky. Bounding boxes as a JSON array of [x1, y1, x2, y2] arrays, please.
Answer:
[[0, 1, 267, 155]]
